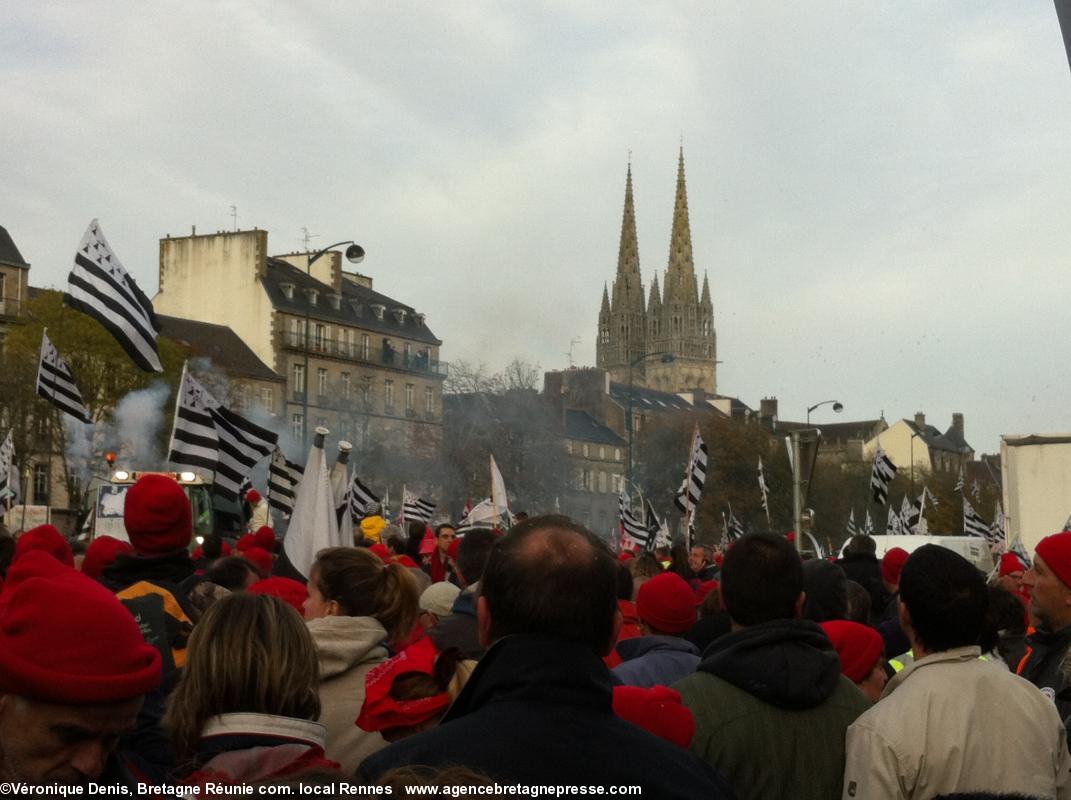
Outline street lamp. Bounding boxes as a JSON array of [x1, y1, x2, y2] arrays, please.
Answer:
[[806, 399, 843, 425], [301, 240, 365, 450], [910, 430, 923, 495], [626, 352, 674, 487]]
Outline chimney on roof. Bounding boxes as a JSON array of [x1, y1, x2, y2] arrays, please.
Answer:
[[914, 411, 925, 429], [760, 397, 778, 428], [952, 412, 964, 436]]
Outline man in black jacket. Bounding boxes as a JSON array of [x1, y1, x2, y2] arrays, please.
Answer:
[[1020, 531, 1071, 722], [360, 515, 733, 798], [429, 528, 497, 659], [836, 534, 888, 624]]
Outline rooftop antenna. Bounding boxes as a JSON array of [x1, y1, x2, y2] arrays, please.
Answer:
[[565, 337, 582, 367], [229, 204, 238, 231], [300, 226, 319, 252]]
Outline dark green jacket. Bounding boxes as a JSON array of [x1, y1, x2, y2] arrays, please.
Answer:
[[674, 619, 871, 800]]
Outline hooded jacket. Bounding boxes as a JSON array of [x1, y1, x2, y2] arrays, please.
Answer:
[[612, 635, 700, 688], [358, 634, 734, 798], [1020, 623, 1071, 722], [844, 647, 1071, 799], [428, 583, 483, 659], [674, 618, 870, 800], [836, 553, 888, 623], [307, 615, 390, 773]]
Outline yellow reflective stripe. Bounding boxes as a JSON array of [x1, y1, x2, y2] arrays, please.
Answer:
[[889, 659, 905, 672]]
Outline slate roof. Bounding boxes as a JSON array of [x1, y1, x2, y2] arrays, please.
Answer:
[[157, 314, 283, 383], [776, 418, 886, 442], [905, 419, 973, 455], [262, 258, 441, 346], [565, 409, 626, 446], [0, 226, 29, 268], [608, 382, 694, 413]]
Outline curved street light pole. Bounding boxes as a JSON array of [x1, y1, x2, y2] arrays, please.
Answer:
[[806, 399, 843, 425], [301, 240, 365, 450], [626, 352, 675, 489]]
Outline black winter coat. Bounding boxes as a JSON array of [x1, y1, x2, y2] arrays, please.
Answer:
[[1022, 623, 1071, 721], [359, 634, 735, 799]]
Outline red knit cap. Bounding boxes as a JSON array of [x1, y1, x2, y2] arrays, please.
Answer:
[[881, 547, 910, 585], [252, 526, 276, 551], [0, 551, 162, 703], [612, 685, 695, 749], [1036, 532, 1071, 589], [357, 636, 451, 732], [393, 555, 419, 569], [123, 474, 192, 556], [14, 525, 75, 568], [82, 535, 134, 580], [418, 530, 436, 556], [999, 552, 1027, 577], [636, 572, 697, 634], [369, 543, 391, 563], [249, 577, 308, 616], [821, 620, 884, 684], [246, 489, 262, 505], [236, 533, 255, 552], [242, 546, 273, 576]]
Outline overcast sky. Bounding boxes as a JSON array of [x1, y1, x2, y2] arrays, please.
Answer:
[[4, 2, 1071, 456]]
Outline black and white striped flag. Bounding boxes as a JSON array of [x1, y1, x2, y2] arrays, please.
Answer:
[[963, 497, 991, 540], [167, 365, 278, 501], [902, 493, 923, 535], [402, 488, 435, 525], [863, 509, 874, 536], [758, 457, 771, 524], [347, 474, 380, 522], [619, 492, 650, 547], [725, 507, 745, 542], [36, 331, 92, 423], [268, 447, 303, 517], [954, 469, 964, 493], [990, 501, 1006, 545], [65, 220, 162, 373], [846, 508, 858, 537], [0, 431, 17, 514], [674, 426, 708, 513], [870, 447, 897, 505]]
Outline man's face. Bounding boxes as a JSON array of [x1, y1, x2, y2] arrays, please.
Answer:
[[0, 694, 143, 786], [688, 547, 707, 573], [1023, 554, 1071, 630], [436, 527, 456, 556]]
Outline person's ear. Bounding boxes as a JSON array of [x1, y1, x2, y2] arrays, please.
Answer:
[[326, 599, 341, 617], [477, 595, 493, 647]]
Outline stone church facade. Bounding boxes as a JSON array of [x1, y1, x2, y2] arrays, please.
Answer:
[[595, 149, 716, 394]]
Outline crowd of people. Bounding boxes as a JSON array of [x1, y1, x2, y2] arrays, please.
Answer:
[[1, 472, 1071, 798]]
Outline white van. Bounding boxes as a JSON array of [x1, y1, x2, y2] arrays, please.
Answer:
[[838, 534, 995, 575]]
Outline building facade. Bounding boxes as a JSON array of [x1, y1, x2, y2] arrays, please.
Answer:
[[596, 150, 717, 394], [863, 412, 974, 475], [153, 229, 446, 459]]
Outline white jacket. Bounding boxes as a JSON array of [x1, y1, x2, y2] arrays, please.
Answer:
[[843, 646, 1071, 799]]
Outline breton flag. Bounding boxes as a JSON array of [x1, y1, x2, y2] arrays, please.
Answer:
[[862, 509, 874, 536], [886, 506, 903, 535], [619, 492, 650, 547], [725, 507, 745, 542], [963, 497, 992, 540], [644, 498, 670, 551], [346, 474, 380, 523], [674, 425, 709, 514], [167, 364, 278, 501], [402, 488, 436, 525], [846, 508, 858, 537], [971, 480, 981, 501], [65, 220, 162, 372], [902, 492, 923, 535], [990, 501, 1007, 546], [870, 447, 897, 505], [954, 468, 965, 493], [1009, 533, 1032, 568], [35, 330, 92, 423], [268, 447, 303, 517], [758, 457, 771, 525], [0, 431, 17, 513]]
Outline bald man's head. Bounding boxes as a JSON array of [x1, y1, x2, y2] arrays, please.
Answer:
[[480, 516, 618, 654]]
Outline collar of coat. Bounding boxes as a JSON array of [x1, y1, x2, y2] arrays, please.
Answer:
[[882, 645, 982, 700]]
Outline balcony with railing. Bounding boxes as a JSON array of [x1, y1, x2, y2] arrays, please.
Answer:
[[278, 331, 448, 377]]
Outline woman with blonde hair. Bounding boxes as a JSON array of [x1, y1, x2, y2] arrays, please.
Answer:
[[164, 592, 333, 782], [304, 546, 420, 773]]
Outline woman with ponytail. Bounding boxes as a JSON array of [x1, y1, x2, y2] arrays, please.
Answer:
[[304, 547, 420, 773]]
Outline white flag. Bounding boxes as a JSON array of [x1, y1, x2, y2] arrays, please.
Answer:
[[283, 433, 343, 579], [490, 454, 510, 524]]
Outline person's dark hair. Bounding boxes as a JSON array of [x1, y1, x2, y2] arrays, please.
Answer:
[[802, 559, 848, 623], [616, 563, 634, 601], [207, 555, 264, 590], [899, 544, 987, 653], [980, 583, 1026, 654], [480, 515, 617, 654], [844, 580, 872, 625], [202, 533, 224, 560], [385, 534, 407, 556], [455, 528, 496, 586], [721, 533, 803, 626], [699, 586, 723, 618], [405, 521, 425, 559], [667, 542, 691, 579], [844, 535, 877, 557], [312, 547, 418, 643], [435, 523, 456, 537]]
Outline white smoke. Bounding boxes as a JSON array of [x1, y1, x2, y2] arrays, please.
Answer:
[[111, 381, 172, 469]]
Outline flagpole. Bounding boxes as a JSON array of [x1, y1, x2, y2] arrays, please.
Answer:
[[166, 362, 189, 471]]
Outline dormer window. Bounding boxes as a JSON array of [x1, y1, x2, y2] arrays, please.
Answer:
[[392, 308, 407, 324], [349, 300, 363, 316], [304, 288, 319, 306], [328, 293, 342, 310], [414, 313, 426, 326], [280, 282, 295, 300], [371, 304, 385, 320]]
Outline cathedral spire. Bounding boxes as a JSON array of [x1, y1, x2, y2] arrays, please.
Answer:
[[664, 146, 697, 304], [648, 272, 661, 308], [615, 162, 641, 276], [701, 271, 711, 306], [600, 282, 610, 314]]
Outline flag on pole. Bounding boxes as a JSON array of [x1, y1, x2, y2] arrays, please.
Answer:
[[0, 431, 17, 513], [209, 406, 277, 502], [283, 431, 343, 579], [886, 507, 903, 535], [863, 509, 874, 536], [971, 480, 981, 501], [870, 447, 897, 505], [954, 468, 964, 493], [65, 220, 162, 372], [758, 457, 771, 525], [846, 508, 858, 537], [674, 425, 708, 513], [402, 489, 436, 525], [901, 494, 923, 535], [962, 496, 991, 540], [267, 446, 303, 517], [989, 501, 1007, 546], [36, 331, 92, 423], [167, 366, 220, 473], [618, 492, 650, 548], [643, 498, 670, 551], [726, 509, 745, 542], [490, 455, 510, 525], [346, 474, 380, 522]]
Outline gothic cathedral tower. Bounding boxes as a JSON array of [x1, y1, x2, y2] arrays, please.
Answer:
[[596, 149, 717, 393]]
